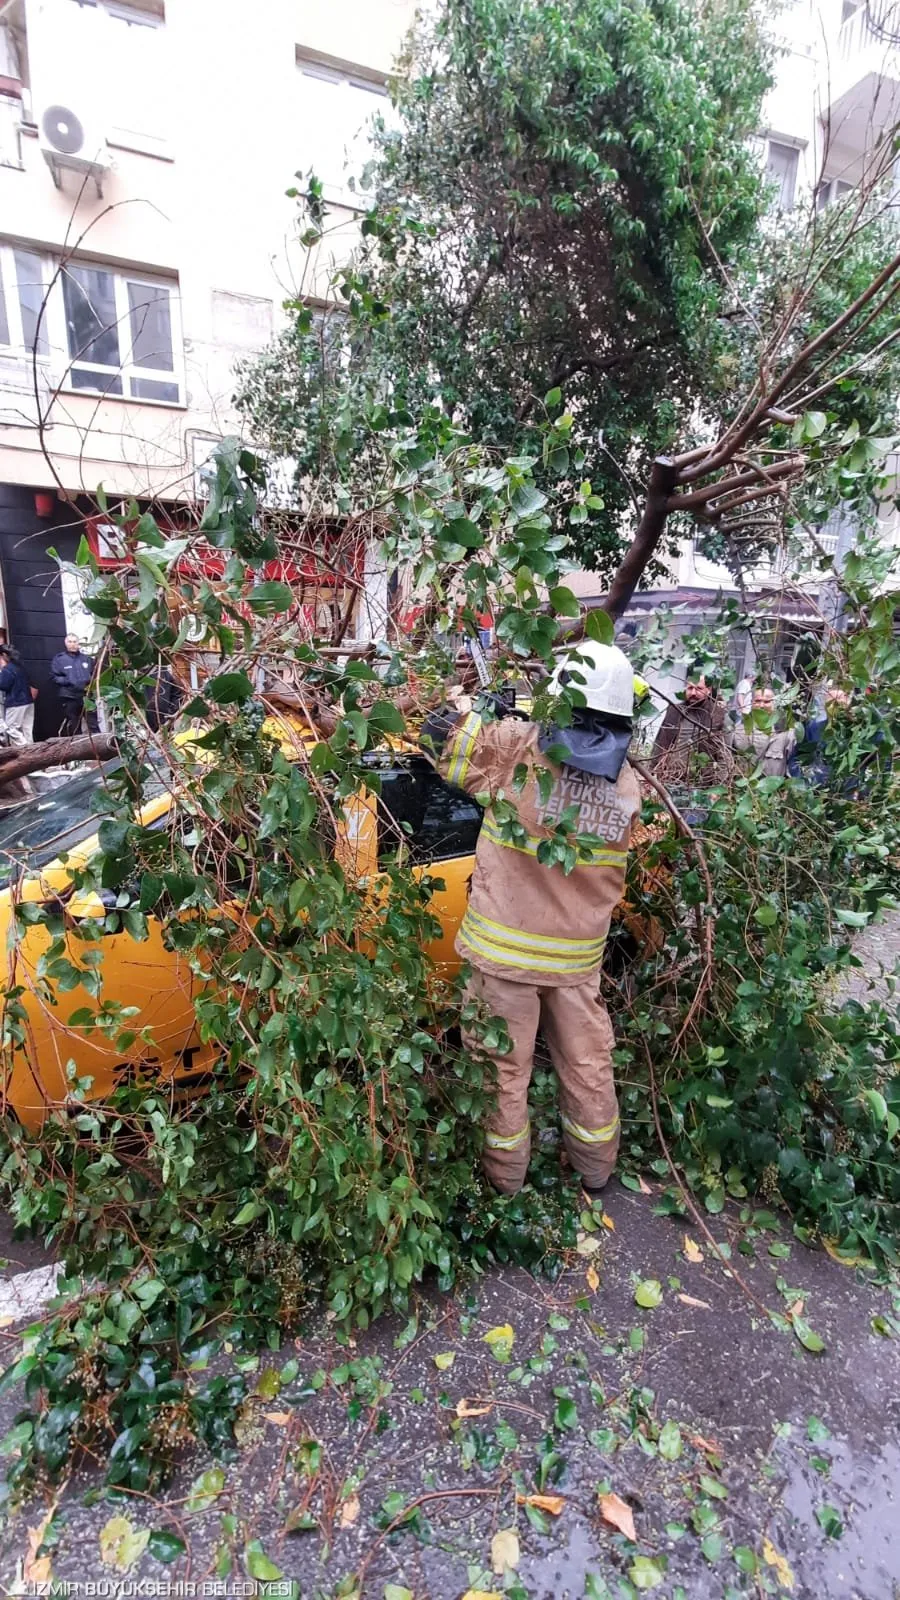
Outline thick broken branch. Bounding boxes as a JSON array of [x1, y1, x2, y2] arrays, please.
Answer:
[[0, 736, 116, 788], [668, 455, 804, 511]]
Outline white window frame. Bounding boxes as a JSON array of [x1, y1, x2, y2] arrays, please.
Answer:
[[764, 137, 801, 211], [0, 241, 184, 406], [0, 243, 50, 357], [815, 176, 854, 210], [296, 52, 391, 208]]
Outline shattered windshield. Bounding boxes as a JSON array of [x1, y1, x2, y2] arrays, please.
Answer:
[[0, 762, 165, 890]]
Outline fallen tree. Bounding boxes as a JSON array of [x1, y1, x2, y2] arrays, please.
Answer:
[[0, 0, 898, 1507]]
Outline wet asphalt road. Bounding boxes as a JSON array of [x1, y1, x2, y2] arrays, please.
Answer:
[[0, 1183, 898, 1599]]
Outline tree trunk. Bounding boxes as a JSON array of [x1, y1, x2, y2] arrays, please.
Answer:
[[0, 736, 117, 790], [600, 457, 679, 621]]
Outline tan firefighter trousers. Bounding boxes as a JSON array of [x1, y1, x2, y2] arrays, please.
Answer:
[[463, 969, 620, 1193]]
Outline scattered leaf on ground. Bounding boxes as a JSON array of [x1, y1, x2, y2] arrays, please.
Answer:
[[491, 1528, 520, 1573], [699, 1472, 728, 1500], [244, 1541, 283, 1580], [762, 1537, 795, 1590], [677, 1293, 712, 1310], [461, 1591, 503, 1600], [482, 1324, 515, 1362], [0, 1315, 14, 1329], [658, 1420, 683, 1461], [99, 1516, 150, 1574], [23, 1512, 54, 1583], [186, 1466, 226, 1513], [817, 1504, 844, 1539], [683, 1236, 703, 1264], [554, 1396, 578, 1430], [807, 1415, 830, 1442], [629, 1554, 666, 1590], [433, 1351, 456, 1370], [264, 1411, 292, 1426], [577, 1232, 601, 1256], [637, 1175, 652, 1194], [599, 1492, 636, 1542], [792, 1316, 826, 1353], [601, 1213, 616, 1231], [823, 1239, 871, 1268], [454, 1395, 490, 1420], [689, 1432, 721, 1455], [701, 1531, 724, 1562], [634, 1278, 663, 1309], [147, 1530, 186, 1564], [586, 1264, 601, 1291], [384, 1587, 414, 1600], [340, 1494, 361, 1528], [457, 1399, 493, 1418], [284, 1507, 317, 1534], [516, 1492, 565, 1516]]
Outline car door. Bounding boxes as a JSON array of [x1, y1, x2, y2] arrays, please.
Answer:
[[0, 772, 199, 1128], [375, 755, 482, 978]]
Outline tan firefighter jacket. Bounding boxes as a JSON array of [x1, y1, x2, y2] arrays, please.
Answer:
[[438, 712, 641, 986]]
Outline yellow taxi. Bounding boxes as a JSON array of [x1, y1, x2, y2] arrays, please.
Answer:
[[0, 717, 482, 1128], [0, 712, 659, 1129]]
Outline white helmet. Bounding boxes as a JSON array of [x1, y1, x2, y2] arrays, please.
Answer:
[[548, 641, 635, 719]]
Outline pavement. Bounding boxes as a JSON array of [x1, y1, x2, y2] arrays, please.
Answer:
[[0, 919, 897, 1598]]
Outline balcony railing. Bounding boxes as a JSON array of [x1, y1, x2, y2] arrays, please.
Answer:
[[839, 2, 900, 65]]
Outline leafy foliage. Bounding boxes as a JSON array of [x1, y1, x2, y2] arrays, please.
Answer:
[[239, 0, 775, 574]]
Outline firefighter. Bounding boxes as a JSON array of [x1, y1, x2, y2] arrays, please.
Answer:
[[423, 642, 640, 1198]]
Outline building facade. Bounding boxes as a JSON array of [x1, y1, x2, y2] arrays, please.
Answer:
[[0, 0, 415, 732]]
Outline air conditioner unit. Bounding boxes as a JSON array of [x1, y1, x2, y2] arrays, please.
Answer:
[[38, 101, 110, 189]]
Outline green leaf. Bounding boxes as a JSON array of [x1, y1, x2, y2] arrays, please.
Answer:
[[148, 1530, 186, 1564], [207, 671, 255, 705], [584, 608, 614, 645], [700, 1531, 723, 1563], [384, 1588, 414, 1600], [544, 386, 562, 408], [704, 1186, 725, 1214], [816, 1504, 843, 1539], [753, 904, 778, 927], [629, 1554, 667, 1590], [699, 1473, 728, 1500], [834, 908, 869, 926], [445, 516, 484, 549], [658, 1419, 683, 1460], [186, 1467, 226, 1513], [233, 1201, 265, 1227], [634, 1278, 663, 1309], [793, 1317, 825, 1353], [99, 1515, 150, 1573], [548, 585, 581, 618], [554, 1396, 578, 1430], [244, 1541, 283, 1579], [247, 581, 294, 614]]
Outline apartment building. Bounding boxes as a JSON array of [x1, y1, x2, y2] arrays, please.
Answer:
[[0, 0, 415, 733]]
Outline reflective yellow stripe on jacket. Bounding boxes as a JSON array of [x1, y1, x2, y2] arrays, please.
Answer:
[[459, 906, 606, 975], [446, 712, 483, 787], [481, 815, 627, 869]]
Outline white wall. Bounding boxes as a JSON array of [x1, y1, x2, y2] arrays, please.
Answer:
[[0, 0, 417, 499]]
